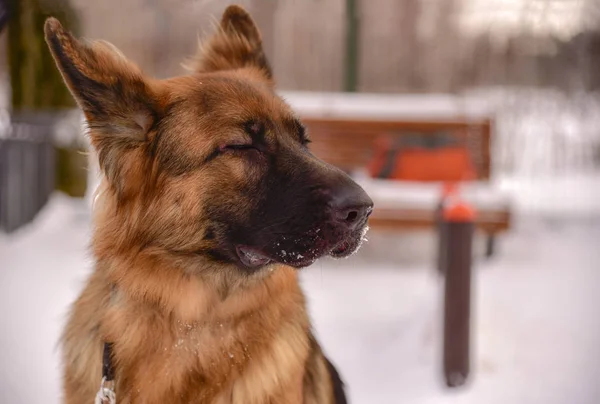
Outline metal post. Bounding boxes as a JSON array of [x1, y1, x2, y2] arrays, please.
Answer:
[[436, 182, 457, 274], [485, 233, 496, 258], [442, 200, 475, 388]]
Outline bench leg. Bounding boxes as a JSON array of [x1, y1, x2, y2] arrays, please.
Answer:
[[485, 234, 496, 258]]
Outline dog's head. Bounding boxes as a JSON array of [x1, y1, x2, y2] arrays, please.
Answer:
[[45, 6, 373, 273]]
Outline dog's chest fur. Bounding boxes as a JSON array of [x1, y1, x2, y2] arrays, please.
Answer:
[[63, 266, 312, 404]]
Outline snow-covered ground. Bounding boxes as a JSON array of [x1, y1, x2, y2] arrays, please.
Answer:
[[1, 195, 599, 403], [1, 86, 599, 402]]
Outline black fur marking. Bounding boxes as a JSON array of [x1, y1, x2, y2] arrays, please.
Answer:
[[282, 117, 310, 145], [325, 357, 348, 404], [47, 33, 108, 115], [244, 119, 266, 142], [204, 227, 216, 241]]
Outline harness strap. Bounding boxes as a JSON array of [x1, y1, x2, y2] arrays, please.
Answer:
[[96, 342, 116, 404], [102, 342, 115, 382]]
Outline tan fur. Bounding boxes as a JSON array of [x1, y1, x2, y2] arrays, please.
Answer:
[[45, 5, 343, 404], [63, 250, 313, 403]]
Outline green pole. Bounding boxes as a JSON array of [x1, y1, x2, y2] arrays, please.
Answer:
[[344, 0, 358, 92]]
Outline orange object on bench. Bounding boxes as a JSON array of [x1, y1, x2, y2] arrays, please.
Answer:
[[367, 135, 476, 182], [395, 148, 474, 182]]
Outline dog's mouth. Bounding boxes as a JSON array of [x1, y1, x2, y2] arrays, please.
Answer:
[[235, 225, 369, 270], [328, 224, 369, 259], [235, 246, 273, 268], [329, 232, 363, 257]]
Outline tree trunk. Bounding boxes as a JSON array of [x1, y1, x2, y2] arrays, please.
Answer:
[[7, 0, 86, 197], [8, 0, 79, 110]]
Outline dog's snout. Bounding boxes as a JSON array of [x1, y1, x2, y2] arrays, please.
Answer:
[[329, 182, 374, 230]]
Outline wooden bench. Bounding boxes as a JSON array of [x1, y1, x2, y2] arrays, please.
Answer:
[[282, 91, 512, 256]]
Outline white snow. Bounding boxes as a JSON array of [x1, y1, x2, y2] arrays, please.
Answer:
[[497, 173, 600, 218], [353, 173, 512, 212], [1, 194, 599, 403], [306, 222, 600, 404], [0, 196, 93, 404], [280, 91, 491, 121]]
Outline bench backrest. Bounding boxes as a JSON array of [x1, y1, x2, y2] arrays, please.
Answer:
[[302, 118, 493, 181]]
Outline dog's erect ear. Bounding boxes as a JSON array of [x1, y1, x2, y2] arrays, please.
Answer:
[[44, 18, 162, 196], [189, 5, 272, 80]]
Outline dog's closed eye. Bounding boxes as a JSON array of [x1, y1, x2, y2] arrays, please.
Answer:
[[218, 120, 266, 154], [219, 143, 258, 153]]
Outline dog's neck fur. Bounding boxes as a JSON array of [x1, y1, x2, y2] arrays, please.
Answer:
[[76, 259, 311, 402], [74, 181, 313, 402]]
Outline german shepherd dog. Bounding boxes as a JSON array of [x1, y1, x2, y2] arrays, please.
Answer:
[[44, 5, 372, 403]]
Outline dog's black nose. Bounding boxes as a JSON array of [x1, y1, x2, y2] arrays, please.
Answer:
[[329, 182, 374, 230]]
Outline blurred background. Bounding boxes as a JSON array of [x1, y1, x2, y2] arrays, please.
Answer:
[[0, 0, 599, 403]]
